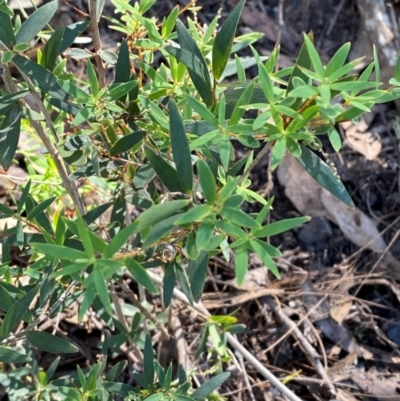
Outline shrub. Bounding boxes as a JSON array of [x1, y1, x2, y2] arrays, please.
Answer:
[[1, 0, 400, 399]]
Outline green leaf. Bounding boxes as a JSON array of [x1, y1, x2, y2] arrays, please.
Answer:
[[0, 286, 39, 341], [125, 258, 158, 294], [249, 239, 280, 278], [0, 9, 15, 48], [328, 127, 341, 151], [297, 145, 353, 206], [109, 80, 138, 101], [198, 159, 217, 204], [184, 94, 219, 126], [221, 207, 260, 230], [235, 245, 248, 286], [258, 62, 275, 103], [103, 200, 188, 258], [254, 216, 309, 238], [196, 222, 215, 250], [1, 50, 13, 64], [30, 243, 89, 261], [191, 372, 230, 398], [26, 331, 78, 353], [26, 196, 56, 221], [229, 81, 255, 125], [175, 261, 194, 304], [175, 20, 209, 81], [0, 90, 29, 116], [145, 147, 184, 193], [212, 0, 245, 80], [0, 346, 31, 363], [286, 33, 313, 110], [59, 20, 91, 54], [142, 213, 184, 248], [188, 251, 209, 300], [165, 45, 213, 107], [0, 104, 21, 170], [87, 60, 99, 96], [75, 213, 94, 259], [303, 33, 324, 78], [163, 263, 175, 307], [270, 137, 286, 171], [115, 39, 130, 83], [110, 131, 146, 156], [13, 54, 73, 101], [143, 335, 155, 385], [169, 98, 193, 194], [92, 268, 112, 314], [325, 42, 351, 78], [42, 26, 65, 71], [174, 205, 213, 226], [16, 0, 59, 44], [17, 180, 31, 215]]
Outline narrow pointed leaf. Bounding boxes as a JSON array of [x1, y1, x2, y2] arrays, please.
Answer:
[[115, 39, 130, 83], [192, 372, 230, 398], [0, 286, 39, 341], [110, 131, 146, 156], [0, 346, 31, 363], [144, 335, 155, 385], [145, 147, 184, 193], [165, 46, 213, 107], [103, 200, 188, 258], [213, 0, 245, 80], [0, 9, 15, 48], [26, 331, 78, 353], [16, 0, 59, 44], [235, 245, 248, 286], [297, 145, 353, 206], [13, 55, 73, 101], [42, 26, 65, 71], [197, 159, 216, 204], [0, 104, 21, 170], [188, 251, 209, 300], [254, 216, 310, 238], [30, 243, 89, 261], [169, 99, 193, 193], [59, 20, 91, 54], [125, 258, 158, 294]]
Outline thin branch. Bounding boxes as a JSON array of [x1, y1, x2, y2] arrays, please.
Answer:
[[89, 0, 106, 88], [239, 142, 273, 184]]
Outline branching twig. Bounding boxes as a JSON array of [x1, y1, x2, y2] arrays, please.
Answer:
[[263, 296, 336, 395]]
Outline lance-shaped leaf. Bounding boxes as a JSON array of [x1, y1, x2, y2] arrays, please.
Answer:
[[145, 147, 184, 193], [169, 99, 193, 194], [0, 346, 31, 363], [16, 0, 59, 44], [212, 0, 245, 81], [59, 20, 91, 54], [165, 46, 213, 107], [286, 33, 313, 110], [0, 104, 21, 170], [297, 145, 353, 206], [110, 130, 145, 156], [0, 9, 15, 48], [115, 39, 130, 83], [188, 251, 209, 300], [0, 286, 39, 341], [191, 373, 230, 398], [125, 258, 158, 294], [0, 91, 29, 116], [26, 331, 78, 353], [103, 199, 189, 258], [42, 26, 65, 71], [13, 55, 73, 101]]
